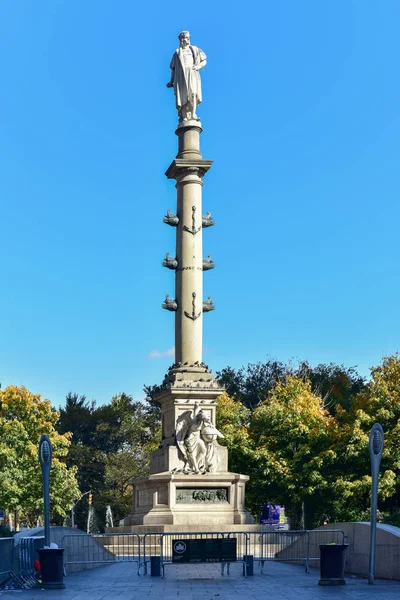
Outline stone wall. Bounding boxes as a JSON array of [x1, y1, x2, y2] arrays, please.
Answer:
[[316, 522, 400, 580], [276, 522, 400, 580]]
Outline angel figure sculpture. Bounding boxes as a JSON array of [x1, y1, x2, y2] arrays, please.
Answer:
[[175, 402, 224, 474]]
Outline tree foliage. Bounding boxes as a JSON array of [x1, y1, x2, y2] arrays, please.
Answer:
[[0, 386, 80, 525], [327, 355, 400, 522], [57, 391, 160, 529], [216, 359, 365, 413], [216, 356, 400, 528]]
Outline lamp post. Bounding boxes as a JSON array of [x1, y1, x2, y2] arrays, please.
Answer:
[[37, 435, 65, 589], [368, 423, 384, 585], [38, 434, 52, 547]]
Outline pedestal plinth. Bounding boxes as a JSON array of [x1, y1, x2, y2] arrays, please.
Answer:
[[120, 370, 254, 529], [120, 471, 253, 528]]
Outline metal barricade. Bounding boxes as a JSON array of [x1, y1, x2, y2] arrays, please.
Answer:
[[225, 532, 249, 575], [160, 531, 248, 578], [227, 532, 249, 557], [260, 530, 307, 572], [258, 529, 345, 573], [62, 533, 141, 575], [244, 531, 264, 560], [305, 529, 345, 573], [1, 536, 45, 589], [17, 536, 44, 586], [0, 538, 14, 586], [142, 532, 163, 575], [52, 528, 345, 579]]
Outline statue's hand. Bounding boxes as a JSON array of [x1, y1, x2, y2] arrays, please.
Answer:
[[192, 66, 199, 71], [166, 81, 174, 88]]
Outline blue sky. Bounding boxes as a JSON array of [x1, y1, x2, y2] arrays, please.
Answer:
[[1, 1, 399, 407]]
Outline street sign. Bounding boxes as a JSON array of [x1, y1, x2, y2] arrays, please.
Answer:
[[172, 538, 236, 563], [0, 508, 5, 521]]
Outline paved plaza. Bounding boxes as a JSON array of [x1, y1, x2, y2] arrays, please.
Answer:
[[1, 561, 400, 600]]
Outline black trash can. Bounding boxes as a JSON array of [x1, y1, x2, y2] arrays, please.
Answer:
[[37, 548, 65, 589], [150, 555, 161, 577], [318, 544, 348, 586]]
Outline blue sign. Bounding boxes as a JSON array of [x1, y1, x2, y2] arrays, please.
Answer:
[[0, 508, 4, 520]]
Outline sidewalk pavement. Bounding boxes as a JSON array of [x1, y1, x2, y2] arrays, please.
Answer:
[[1, 560, 400, 600]]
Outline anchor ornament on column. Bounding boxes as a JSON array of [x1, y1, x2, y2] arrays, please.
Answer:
[[183, 206, 201, 236], [184, 292, 201, 321]]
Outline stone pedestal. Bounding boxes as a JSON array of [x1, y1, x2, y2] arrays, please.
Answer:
[[121, 472, 253, 527], [121, 369, 254, 528]]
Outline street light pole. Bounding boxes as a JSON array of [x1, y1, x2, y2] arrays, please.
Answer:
[[368, 423, 384, 585], [38, 435, 53, 547]]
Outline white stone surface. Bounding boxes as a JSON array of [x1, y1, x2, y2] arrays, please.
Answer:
[[121, 471, 253, 527], [167, 31, 206, 122]]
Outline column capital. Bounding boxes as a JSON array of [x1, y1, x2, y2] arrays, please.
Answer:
[[165, 159, 213, 180]]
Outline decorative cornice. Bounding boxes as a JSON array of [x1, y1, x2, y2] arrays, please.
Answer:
[[165, 159, 213, 180]]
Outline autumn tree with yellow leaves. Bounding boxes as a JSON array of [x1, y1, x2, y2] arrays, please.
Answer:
[[0, 385, 80, 527], [216, 355, 400, 528]]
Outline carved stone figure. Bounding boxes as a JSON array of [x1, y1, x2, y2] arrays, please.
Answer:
[[203, 296, 215, 312], [175, 402, 224, 474], [202, 254, 215, 271], [162, 295, 178, 311], [202, 212, 215, 228], [166, 31, 207, 122], [163, 209, 179, 226], [162, 253, 178, 270]]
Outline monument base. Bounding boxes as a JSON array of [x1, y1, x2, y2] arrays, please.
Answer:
[[120, 471, 254, 528]]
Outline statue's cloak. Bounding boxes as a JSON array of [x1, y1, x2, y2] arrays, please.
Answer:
[[170, 45, 206, 111]]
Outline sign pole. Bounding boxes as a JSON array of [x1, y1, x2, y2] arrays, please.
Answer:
[[368, 423, 384, 585], [38, 435, 53, 547]]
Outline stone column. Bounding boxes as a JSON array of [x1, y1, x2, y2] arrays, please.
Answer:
[[165, 121, 212, 365]]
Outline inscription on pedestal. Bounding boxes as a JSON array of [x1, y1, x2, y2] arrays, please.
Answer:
[[176, 488, 228, 504], [138, 490, 153, 507]]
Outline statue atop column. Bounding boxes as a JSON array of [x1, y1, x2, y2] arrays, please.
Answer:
[[166, 31, 207, 122]]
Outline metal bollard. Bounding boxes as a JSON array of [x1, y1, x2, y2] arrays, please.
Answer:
[[150, 556, 161, 577], [243, 554, 253, 576]]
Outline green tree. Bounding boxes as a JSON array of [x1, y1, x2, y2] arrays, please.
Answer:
[[101, 393, 161, 522], [326, 355, 399, 522], [216, 359, 365, 413], [57, 391, 161, 529], [248, 377, 336, 528], [57, 393, 105, 528], [296, 361, 365, 413], [216, 361, 289, 409], [0, 385, 80, 527], [216, 391, 252, 480]]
